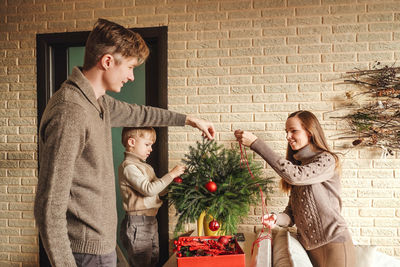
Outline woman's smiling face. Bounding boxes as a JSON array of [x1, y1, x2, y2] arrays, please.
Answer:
[[285, 116, 311, 151]]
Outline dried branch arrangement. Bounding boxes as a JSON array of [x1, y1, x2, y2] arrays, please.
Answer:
[[333, 62, 400, 155]]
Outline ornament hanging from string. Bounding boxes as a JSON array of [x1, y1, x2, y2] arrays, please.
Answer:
[[208, 219, 220, 231], [238, 141, 273, 255], [205, 180, 217, 192], [173, 177, 183, 183]]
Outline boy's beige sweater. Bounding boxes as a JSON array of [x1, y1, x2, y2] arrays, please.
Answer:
[[118, 152, 174, 216], [34, 67, 186, 267]]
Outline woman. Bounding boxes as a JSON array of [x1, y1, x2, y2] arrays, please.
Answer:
[[234, 110, 355, 267]]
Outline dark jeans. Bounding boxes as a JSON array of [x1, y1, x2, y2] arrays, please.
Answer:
[[120, 214, 159, 267], [73, 250, 117, 267]]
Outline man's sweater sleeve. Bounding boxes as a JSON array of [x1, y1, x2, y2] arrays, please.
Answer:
[[103, 95, 187, 128], [123, 164, 174, 197], [34, 104, 85, 267], [250, 139, 336, 185]]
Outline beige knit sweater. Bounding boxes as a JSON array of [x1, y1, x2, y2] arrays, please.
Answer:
[[251, 140, 349, 250], [34, 67, 186, 267], [118, 152, 174, 216]]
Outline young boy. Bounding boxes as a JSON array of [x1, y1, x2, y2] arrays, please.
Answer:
[[34, 18, 215, 267], [118, 127, 185, 267]]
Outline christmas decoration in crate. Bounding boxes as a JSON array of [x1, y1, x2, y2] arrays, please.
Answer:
[[174, 236, 245, 267], [169, 138, 273, 236], [332, 62, 400, 155]]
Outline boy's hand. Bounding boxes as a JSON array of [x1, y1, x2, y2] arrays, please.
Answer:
[[185, 116, 215, 140], [169, 165, 186, 178], [234, 129, 258, 147]]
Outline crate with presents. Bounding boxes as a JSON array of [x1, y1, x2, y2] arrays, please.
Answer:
[[174, 235, 245, 267]]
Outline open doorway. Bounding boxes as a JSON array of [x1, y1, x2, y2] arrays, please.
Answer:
[[36, 26, 170, 266]]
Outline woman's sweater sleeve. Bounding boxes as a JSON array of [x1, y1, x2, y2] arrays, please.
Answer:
[[250, 139, 336, 186], [276, 212, 293, 227], [123, 164, 174, 197]]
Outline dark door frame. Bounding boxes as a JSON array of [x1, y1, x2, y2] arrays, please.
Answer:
[[36, 26, 170, 266]]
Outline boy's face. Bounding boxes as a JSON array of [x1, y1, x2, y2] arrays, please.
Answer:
[[130, 134, 154, 161], [104, 56, 138, 93]]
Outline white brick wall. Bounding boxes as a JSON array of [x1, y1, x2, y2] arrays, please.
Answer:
[[1, 0, 400, 265]]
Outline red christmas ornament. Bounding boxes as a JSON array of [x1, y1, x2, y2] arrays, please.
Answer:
[[173, 177, 183, 183], [208, 219, 220, 231], [205, 180, 217, 192], [218, 236, 230, 245]]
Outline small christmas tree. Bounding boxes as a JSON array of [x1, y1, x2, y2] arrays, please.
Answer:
[[169, 138, 273, 235]]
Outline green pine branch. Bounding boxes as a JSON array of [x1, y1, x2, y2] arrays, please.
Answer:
[[168, 138, 273, 236]]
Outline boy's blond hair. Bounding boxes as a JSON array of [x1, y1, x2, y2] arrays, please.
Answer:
[[83, 18, 150, 71], [121, 127, 156, 148]]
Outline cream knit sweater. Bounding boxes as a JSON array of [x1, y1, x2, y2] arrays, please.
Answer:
[[118, 152, 174, 216]]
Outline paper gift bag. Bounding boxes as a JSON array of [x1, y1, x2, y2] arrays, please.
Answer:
[[249, 231, 272, 267]]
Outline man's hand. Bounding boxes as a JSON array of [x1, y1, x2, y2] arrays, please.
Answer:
[[234, 129, 258, 147], [185, 116, 215, 140]]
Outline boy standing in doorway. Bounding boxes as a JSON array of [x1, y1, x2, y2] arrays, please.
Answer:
[[119, 127, 185, 267], [34, 18, 215, 267]]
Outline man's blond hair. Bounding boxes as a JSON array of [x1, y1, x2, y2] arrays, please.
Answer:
[[83, 18, 149, 70]]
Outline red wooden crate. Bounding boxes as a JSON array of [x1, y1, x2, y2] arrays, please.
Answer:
[[176, 236, 245, 267]]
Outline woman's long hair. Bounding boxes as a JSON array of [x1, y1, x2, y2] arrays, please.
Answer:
[[281, 110, 340, 193]]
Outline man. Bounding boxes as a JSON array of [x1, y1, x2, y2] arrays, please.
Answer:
[[34, 18, 215, 267]]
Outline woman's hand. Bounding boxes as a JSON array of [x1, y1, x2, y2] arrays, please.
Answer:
[[262, 213, 277, 228], [234, 129, 258, 147]]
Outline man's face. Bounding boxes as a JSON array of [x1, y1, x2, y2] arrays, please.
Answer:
[[104, 56, 138, 93]]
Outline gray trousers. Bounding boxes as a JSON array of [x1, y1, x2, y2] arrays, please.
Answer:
[[120, 214, 159, 267], [73, 250, 117, 267]]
